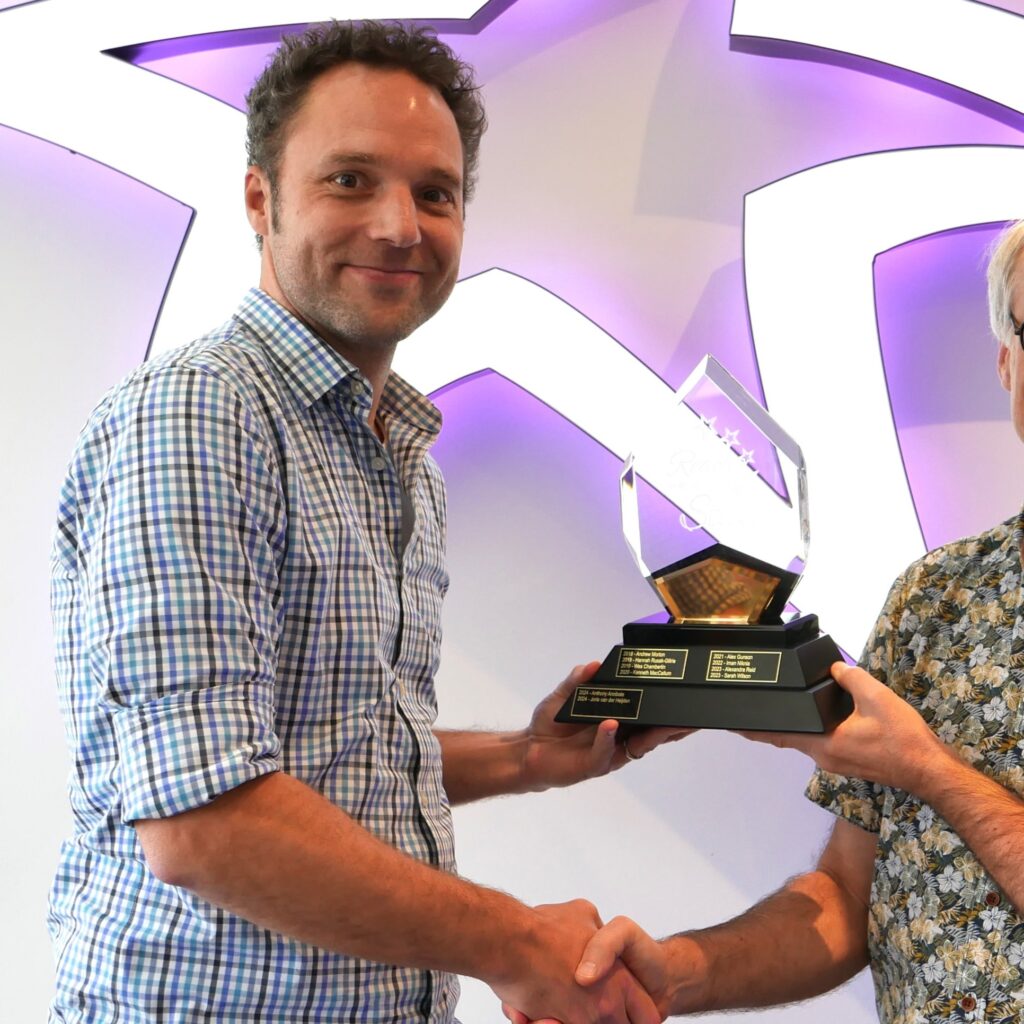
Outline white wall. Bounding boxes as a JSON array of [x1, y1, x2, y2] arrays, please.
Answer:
[[6, 0, 1024, 1020]]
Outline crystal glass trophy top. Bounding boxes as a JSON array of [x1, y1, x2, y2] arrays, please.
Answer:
[[556, 355, 850, 733]]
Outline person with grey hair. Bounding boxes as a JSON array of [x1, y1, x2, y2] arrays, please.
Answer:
[[47, 19, 684, 1024], [988, 220, 1024, 349], [510, 219, 1024, 1023]]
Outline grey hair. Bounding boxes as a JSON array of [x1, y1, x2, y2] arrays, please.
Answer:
[[986, 220, 1024, 346]]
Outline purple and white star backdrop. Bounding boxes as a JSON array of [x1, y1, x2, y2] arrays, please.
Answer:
[[5, 1, 1024, 1018]]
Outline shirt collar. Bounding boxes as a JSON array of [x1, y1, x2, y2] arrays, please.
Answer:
[[234, 288, 353, 407], [379, 370, 442, 442], [233, 288, 441, 439]]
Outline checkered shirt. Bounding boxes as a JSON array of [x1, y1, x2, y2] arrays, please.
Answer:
[[48, 289, 458, 1022]]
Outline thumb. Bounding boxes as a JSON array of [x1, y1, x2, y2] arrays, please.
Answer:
[[830, 661, 876, 702], [575, 917, 642, 986], [553, 660, 602, 700], [572, 659, 602, 686]]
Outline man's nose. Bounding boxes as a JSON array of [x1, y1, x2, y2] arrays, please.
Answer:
[[367, 188, 421, 248]]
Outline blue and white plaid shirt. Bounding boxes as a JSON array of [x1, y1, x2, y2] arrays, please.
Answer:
[[49, 289, 459, 1022]]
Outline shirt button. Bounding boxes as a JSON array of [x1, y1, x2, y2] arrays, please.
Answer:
[[985, 890, 1001, 907], [350, 380, 365, 396], [370, 456, 387, 471], [960, 995, 977, 1012]]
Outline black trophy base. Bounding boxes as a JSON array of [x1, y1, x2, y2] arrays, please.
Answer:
[[555, 615, 852, 734]]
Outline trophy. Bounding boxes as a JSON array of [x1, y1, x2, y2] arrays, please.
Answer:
[[556, 355, 851, 733]]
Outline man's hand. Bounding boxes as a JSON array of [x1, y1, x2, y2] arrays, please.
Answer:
[[739, 661, 947, 791], [503, 914, 681, 1024], [521, 662, 693, 792], [436, 663, 691, 803], [492, 900, 663, 1024], [575, 916, 677, 1016]]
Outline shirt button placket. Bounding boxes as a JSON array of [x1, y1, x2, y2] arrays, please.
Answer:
[[347, 377, 367, 420]]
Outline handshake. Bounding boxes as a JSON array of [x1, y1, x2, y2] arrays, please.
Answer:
[[487, 661, 965, 1024], [492, 900, 682, 1024]]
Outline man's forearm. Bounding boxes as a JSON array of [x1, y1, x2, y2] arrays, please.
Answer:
[[910, 741, 1024, 912], [138, 772, 535, 981], [137, 771, 662, 1024], [663, 867, 870, 1015], [652, 819, 875, 1016]]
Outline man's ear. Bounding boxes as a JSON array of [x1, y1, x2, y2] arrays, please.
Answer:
[[998, 341, 1012, 393], [245, 166, 272, 237]]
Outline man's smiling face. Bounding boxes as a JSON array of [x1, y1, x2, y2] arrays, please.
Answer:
[[247, 62, 465, 364]]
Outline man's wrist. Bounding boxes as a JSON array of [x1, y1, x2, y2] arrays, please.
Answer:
[[515, 728, 558, 794], [906, 733, 973, 807], [474, 899, 562, 995], [479, 728, 538, 797], [662, 932, 713, 1014], [436, 728, 539, 803]]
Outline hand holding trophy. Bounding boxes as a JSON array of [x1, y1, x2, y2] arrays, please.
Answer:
[[557, 355, 852, 733]]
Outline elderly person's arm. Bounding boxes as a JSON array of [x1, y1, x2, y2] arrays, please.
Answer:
[[749, 661, 1024, 914], [508, 816, 875, 1020]]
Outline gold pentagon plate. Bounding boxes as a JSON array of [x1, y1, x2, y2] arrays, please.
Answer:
[[652, 556, 782, 625]]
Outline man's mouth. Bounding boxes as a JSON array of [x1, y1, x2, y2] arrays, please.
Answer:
[[343, 264, 423, 285]]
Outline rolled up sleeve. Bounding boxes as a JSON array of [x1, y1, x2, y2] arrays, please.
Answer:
[[82, 363, 287, 821]]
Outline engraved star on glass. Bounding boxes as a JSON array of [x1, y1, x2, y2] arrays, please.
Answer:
[[620, 355, 809, 626]]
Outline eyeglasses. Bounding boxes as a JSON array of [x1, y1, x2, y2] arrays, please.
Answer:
[[1011, 312, 1024, 352]]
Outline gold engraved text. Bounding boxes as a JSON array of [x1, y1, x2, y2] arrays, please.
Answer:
[[705, 650, 782, 684]]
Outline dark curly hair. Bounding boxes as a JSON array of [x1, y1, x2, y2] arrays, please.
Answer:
[[246, 20, 487, 207]]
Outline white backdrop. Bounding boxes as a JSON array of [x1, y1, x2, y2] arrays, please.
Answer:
[[6, 0, 1024, 1020]]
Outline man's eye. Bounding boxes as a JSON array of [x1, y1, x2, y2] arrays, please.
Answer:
[[422, 187, 455, 205], [333, 172, 359, 188]]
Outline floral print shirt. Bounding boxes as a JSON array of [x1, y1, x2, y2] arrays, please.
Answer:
[[808, 511, 1024, 1024]]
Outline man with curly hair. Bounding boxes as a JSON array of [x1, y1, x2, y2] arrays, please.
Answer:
[[48, 21, 678, 1024]]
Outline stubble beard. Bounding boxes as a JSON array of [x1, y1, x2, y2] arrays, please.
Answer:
[[270, 241, 455, 359], [265, 188, 460, 357]]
